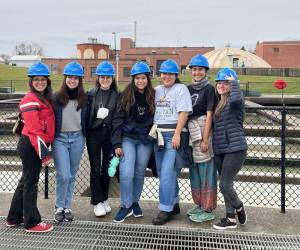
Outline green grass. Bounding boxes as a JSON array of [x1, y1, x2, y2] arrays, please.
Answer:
[[1, 64, 299, 94]]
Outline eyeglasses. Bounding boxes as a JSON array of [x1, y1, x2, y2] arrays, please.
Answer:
[[32, 77, 47, 82]]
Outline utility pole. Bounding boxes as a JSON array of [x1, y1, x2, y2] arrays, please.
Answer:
[[112, 32, 117, 59], [134, 21, 137, 47]]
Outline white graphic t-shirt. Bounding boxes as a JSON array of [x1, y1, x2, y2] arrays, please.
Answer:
[[154, 83, 192, 124]]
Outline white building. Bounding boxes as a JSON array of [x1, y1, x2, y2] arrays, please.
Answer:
[[0, 57, 5, 64], [9, 55, 41, 67], [203, 48, 271, 68]]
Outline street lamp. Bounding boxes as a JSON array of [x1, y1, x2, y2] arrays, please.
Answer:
[[116, 53, 120, 85], [112, 32, 117, 59]]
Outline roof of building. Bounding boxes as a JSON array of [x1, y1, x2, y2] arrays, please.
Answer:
[[0, 57, 5, 62], [9, 55, 41, 61], [203, 48, 271, 68], [258, 41, 300, 45]]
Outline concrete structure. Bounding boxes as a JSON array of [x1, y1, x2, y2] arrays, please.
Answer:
[[203, 47, 271, 68], [9, 55, 41, 67], [256, 41, 300, 68], [42, 38, 214, 82], [1, 193, 300, 236]]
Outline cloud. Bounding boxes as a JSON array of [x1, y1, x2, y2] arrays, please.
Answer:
[[0, 0, 299, 56]]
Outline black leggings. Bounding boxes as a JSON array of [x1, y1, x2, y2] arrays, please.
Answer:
[[7, 136, 42, 228], [214, 150, 247, 217]]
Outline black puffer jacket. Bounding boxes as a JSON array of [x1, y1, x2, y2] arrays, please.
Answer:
[[212, 80, 248, 155]]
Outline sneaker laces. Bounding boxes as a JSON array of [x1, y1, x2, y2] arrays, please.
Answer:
[[64, 209, 72, 213], [55, 207, 64, 214], [37, 222, 48, 228]]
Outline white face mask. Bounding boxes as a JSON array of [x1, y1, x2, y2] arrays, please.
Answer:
[[97, 107, 109, 119]]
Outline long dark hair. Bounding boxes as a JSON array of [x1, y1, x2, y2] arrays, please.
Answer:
[[29, 77, 53, 105], [119, 74, 155, 114], [95, 76, 118, 92], [56, 76, 87, 111]]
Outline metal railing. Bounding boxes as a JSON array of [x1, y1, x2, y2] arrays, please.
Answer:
[[0, 101, 299, 211]]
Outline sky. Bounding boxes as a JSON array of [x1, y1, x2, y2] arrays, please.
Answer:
[[0, 0, 299, 57]]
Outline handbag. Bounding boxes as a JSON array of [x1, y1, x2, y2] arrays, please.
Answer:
[[12, 113, 24, 136]]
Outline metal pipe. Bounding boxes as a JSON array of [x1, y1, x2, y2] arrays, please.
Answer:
[[280, 108, 286, 213]]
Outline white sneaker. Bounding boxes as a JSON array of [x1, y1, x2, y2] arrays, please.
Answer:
[[103, 200, 112, 213], [94, 203, 106, 217]]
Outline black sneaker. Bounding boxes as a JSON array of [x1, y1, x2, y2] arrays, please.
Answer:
[[236, 204, 247, 225], [132, 202, 143, 218], [54, 207, 64, 222], [213, 217, 237, 230], [172, 203, 180, 215], [64, 209, 74, 222], [152, 211, 172, 225]]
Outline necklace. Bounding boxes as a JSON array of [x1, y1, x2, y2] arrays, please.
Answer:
[[161, 85, 172, 101]]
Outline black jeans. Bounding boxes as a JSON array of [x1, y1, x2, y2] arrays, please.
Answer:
[[87, 138, 113, 205], [7, 136, 42, 228], [214, 150, 247, 216]]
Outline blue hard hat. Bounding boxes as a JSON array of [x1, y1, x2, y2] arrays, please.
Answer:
[[189, 54, 209, 69], [159, 59, 179, 74], [63, 61, 84, 77], [131, 61, 151, 76], [96, 61, 115, 76], [215, 68, 238, 81], [28, 62, 50, 77]]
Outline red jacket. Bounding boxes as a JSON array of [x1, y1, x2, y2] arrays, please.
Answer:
[[19, 92, 55, 162]]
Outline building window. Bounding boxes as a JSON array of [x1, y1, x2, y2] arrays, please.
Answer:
[[123, 67, 131, 77], [83, 49, 95, 59], [50, 64, 58, 73], [98, 49, 107, 59], [273, 48, 279, 52], [90, 67, 96, 77], [233, 58, 239, 67]]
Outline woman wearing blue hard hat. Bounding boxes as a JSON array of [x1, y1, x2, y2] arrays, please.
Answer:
[[6, 62, 55, 232], [186, 54, 218, 223], [52, 61, 87, 222], [151, 59, 193, 225], [86, 61, 119, 217], [212, 68, 248, 230], [111, 61, 155, 223]]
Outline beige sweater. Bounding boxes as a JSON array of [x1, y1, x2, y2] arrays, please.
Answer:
[[188, 116, 214, 163]]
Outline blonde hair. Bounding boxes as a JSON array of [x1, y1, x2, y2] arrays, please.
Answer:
[[214, 90, 229, 117]]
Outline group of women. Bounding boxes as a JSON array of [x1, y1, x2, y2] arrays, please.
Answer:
[[6, 54, 247, 233]]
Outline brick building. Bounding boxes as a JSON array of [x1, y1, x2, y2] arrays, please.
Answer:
[[119, 38, 214, 74], [42, 38, 214, 82], [255, 41, 300, 68]]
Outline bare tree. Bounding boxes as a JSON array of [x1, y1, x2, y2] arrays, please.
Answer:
[[0, 54, 10, 64], [15, 42, 44, 56]]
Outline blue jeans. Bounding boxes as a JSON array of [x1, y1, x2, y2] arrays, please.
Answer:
[[120, 137, 153, 208], [154, 132, 180, 212], [53, 131, 85, 209]]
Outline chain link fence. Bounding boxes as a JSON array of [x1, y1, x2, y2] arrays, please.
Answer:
[[0, 100, 299, 209]]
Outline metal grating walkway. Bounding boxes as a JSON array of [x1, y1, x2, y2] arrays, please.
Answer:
[[0, 217, 299, 250]]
